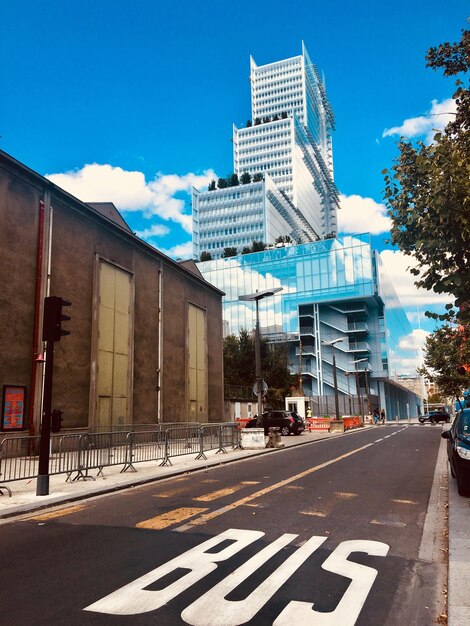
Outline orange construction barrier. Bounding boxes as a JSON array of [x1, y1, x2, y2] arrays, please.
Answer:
[[306, 418, 330, 431], [235, 418, 251, 430], [343, 416, 362, 430]]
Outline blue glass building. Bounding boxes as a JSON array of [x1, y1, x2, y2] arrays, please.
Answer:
[[198, 235, 422, 418]]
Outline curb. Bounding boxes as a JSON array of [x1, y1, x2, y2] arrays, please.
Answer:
[[0, 424, 389, 520]]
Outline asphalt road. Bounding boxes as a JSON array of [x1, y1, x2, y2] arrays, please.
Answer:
[[0, 425, 446, 625]]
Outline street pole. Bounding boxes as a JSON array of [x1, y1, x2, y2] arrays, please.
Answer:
[[321, 338, 344, 420], [346, 373, 352, 415], [332, 352, 340, 420], [239, 287, 283, 428], [37, 340, 53, 496], [364, 368, 370, 415], [355, 364, 363, 422], [254, 298, 263, 424]]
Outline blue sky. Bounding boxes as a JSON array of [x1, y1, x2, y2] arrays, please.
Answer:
[[1, 0, 467, 356]]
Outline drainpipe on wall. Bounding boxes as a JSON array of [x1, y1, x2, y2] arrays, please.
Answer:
[[156, 264, 163, 423], [29, 199, 45, 437], [40, 206, 54, 419]]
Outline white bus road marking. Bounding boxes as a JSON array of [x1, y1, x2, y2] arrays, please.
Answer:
[[84, 528, 389, 626], [174, 442, 375, 532]]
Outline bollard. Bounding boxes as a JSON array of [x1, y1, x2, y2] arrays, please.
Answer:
[[266, 427, 284, 448]]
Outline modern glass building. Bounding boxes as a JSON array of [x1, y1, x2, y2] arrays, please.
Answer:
[[198, 235, 422, 418], [192, 43, 339, 260]]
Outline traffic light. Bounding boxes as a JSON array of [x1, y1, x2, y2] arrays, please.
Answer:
[[51, 409, 63, 433], [42, 296, 71, 342]]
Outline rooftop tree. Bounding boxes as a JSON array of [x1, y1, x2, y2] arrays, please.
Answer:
[[221, 247, 238, 258]]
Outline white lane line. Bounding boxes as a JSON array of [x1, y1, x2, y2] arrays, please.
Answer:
[[374, 438, 383, 443]]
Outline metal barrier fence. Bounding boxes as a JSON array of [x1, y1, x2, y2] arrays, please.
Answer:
[[0, 423, 240, 491]]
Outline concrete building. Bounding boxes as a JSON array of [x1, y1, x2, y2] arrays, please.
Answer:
[[0, 150, 224, 435], [193, 43, 339, 260]]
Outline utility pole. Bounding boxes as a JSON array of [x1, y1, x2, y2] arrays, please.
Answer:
[[36, 296, 71, 496]]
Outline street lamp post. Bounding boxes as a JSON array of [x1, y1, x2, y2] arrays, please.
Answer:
[[239, 287, 283, 425], [345, 371, 352, 415], [351, 358, 368, 423], [322, 338, 344, 420]]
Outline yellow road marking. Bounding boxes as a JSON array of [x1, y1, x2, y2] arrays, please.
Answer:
[[26, 504, 87, 521], [174, 441, 374, 531], [392, 499, 417, 505], [136, 507, 208, 530], [194, 486, 244, 502], [153, 486, 192, 498], [241, 481, 260, 485]]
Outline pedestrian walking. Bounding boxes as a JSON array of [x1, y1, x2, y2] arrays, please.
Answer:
[[380, 408, 386, 424], [373, 407, 379, 425]]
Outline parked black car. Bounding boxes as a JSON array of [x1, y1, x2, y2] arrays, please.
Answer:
[[418, 410, 451, 424], [246, 410, 305, 436], [442, 408, 470, 496]]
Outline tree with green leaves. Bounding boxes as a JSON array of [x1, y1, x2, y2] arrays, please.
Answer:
[[254, 117, 261, 126], [240, 171, 252, 185], [199, 251, 212, 262], [241, 246, 252, 255], [418, 323, 470, 408], [253, 172, 263, 182], [227, 173, 239, 187], [223, 330, 295, 408], [208, 180, 216, 191], [274, 235, 293, 245], [221, 247, 238, 258], [383, 29, 470, 322], [217, 177, 228, 189], [246, 119, 252, 127], [251, 240, 266, 252]]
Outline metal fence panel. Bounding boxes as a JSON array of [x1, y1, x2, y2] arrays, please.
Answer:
[[1, 422, 238, 487]]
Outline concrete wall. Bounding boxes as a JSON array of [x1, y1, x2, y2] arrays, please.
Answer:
[[0, 150, 224, 432]]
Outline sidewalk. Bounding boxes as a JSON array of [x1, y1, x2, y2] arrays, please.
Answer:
[[1, 422, 468, 625], [0, 428, 334, 518]]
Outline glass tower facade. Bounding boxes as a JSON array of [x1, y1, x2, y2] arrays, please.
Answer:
[[198, 235, 421, 416], [192, 43, 339, 260]]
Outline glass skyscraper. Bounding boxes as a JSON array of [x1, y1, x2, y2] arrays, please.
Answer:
[[192, 43, 339, 260], [193, 44, 422, 418]]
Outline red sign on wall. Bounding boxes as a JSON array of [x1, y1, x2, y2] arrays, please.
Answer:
[[1, 386, 26, 431]]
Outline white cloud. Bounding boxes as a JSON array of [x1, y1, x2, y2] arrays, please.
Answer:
[[399, 328, 429, 353], [47, 164, 216, 233], [379, 249, 451, 307], [338, 194, 391, 235], [135, 224, 170, 239], [383, 98, 457, 143], [160, 240, 194, 260]]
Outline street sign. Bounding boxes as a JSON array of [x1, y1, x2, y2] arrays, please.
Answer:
[[253, 380, 268, 397]]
